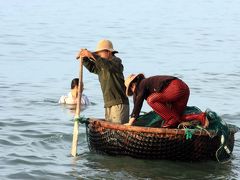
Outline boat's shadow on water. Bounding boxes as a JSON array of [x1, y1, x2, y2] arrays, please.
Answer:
[[68, 151, 239, 180]]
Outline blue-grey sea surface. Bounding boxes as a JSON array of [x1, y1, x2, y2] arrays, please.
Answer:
[[0, 0, 240, 179]]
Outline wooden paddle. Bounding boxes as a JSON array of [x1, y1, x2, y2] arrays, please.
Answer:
[[71, 56, 83, 157]]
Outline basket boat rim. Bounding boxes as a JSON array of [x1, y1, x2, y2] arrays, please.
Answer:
[[88, 118, 220, 137]]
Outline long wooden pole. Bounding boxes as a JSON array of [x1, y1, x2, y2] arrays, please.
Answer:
[[71, 57, 83, 157]]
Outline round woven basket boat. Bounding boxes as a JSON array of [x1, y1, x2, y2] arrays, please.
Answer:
[[86, 119, 238, 161]]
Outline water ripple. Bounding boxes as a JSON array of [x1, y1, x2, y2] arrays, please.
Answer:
[[7, 158, 57, 166], [0, 139, 27, 146]]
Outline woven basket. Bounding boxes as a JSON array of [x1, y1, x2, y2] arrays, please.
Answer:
[[86, 119, 237, 161]]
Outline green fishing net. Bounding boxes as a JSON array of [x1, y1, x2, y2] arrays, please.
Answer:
[[134, 106, 202, 127], [134, 106, 230, 134]]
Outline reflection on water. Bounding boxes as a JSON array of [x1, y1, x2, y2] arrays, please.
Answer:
[[0, 0, 240, 179]]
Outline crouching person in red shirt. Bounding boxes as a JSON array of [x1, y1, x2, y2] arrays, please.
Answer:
[[124, 74, 209, 128]]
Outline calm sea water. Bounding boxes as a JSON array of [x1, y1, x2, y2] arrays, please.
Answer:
[[0, 0, 240, 179]]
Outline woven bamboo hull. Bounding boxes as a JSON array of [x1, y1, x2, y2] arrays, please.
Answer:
[[87, 119, 236, 161]]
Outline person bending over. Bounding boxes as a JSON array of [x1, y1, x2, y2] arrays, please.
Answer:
[[124, 74, 209, 128]]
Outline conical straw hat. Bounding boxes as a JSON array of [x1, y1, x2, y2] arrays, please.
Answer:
[[125, 73, 145, 96]]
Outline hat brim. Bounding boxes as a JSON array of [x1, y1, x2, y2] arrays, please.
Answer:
[[94, 48, 118, 54]]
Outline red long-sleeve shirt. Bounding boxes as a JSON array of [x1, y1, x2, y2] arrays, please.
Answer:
[[131, 75, 177, 118]]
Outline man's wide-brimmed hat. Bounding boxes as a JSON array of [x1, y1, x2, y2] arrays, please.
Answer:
[[125, 73, 145, 96], [94, 39, 118, 53]]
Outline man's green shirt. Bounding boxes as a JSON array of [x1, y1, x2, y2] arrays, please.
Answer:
[[82, 55, 129, 108]]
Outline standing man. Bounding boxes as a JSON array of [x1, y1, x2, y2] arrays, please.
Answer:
[[76, 39, 129, 124]]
